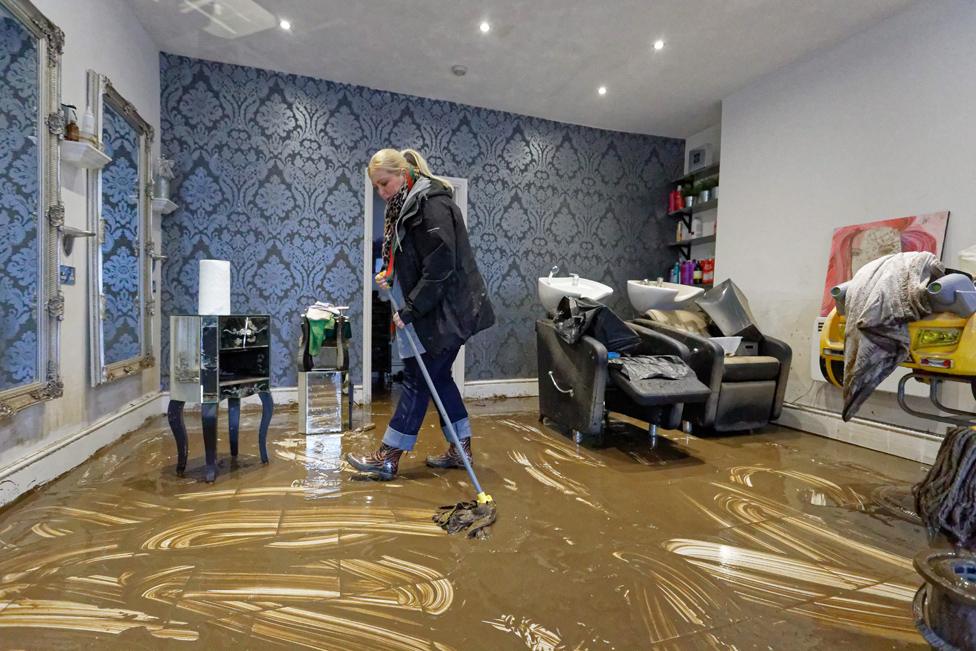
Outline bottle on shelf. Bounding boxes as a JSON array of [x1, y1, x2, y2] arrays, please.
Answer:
[[693, 260, 703, 285], [703, 258, 714, 284], [670, 262, 681, 284]]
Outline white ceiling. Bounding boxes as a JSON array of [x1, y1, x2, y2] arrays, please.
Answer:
[[131, 0, 916, 137]]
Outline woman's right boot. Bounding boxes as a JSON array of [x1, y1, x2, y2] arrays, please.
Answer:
[[425, 438, 472, 469]]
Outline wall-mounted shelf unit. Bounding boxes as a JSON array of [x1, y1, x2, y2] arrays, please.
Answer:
[[671, 163, 719, 186], [60, 140, 111, 170], [669, 234, 715, 260]]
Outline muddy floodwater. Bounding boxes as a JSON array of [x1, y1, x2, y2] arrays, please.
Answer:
[[0, 397, 935, 649]]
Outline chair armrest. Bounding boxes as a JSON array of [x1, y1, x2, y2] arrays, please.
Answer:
[[760, 334, 792, 419], [627, 322, 692, 360]]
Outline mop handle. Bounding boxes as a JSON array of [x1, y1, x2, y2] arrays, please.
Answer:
[[388, 294, 485, 496]]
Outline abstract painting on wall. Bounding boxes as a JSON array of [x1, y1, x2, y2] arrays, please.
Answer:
[[820, 211, 950, 316]]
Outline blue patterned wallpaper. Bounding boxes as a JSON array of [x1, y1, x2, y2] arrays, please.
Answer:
[[100, 103, 142, 364], [0, 8, 39, 391], [160, 53, 683, 386]]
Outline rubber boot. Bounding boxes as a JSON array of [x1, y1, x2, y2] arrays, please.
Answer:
[[426, 437, 472, 469], [346, 443, 404, 480]]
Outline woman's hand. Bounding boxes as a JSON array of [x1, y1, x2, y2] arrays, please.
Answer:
[[392, 312, 405, 329], [375, 272, 391, 290]]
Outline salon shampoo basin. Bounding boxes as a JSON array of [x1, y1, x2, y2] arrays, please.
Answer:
[[538, 276, 613, 314], [627, 280, 704, 314]]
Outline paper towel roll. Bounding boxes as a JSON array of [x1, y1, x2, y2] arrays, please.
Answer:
[[198, 259, 231, 315]]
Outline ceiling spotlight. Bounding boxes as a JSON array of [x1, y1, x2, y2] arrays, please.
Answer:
[[653, 39, 665, 51], [598, 86, 607, 96], [480, 21, 490, 33], [451, 64, 468, 77], [279, 18, 291, 30]]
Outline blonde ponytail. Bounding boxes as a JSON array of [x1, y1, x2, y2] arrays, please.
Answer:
[[400, 148, 453, 192]]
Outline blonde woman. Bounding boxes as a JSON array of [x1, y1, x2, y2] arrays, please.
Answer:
[[347, 149, 495, 479]]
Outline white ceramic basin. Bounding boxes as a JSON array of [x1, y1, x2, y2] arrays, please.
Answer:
[[627, 280, 704, 313], [538, 276, 614, 313]]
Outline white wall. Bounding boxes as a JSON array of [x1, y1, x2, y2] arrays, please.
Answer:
[[718, 0, 976, 444], [0, 0, 162, 502]]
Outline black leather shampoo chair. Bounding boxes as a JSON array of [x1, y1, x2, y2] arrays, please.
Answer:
[[633, 308, 791, 433], [536, 319, 710, 441]]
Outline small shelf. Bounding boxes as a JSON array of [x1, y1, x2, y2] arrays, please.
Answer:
[[671, 164, 720, 186], [219, 376, 269, 387], [669, 234, 716, 248], [667, 198, 718, 217], [60, 140, 111, 170], [152, 197, 178, 215]]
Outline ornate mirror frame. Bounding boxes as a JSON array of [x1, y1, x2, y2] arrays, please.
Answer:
[[0, 0, 64, 419], [87, 70, 155, 385]]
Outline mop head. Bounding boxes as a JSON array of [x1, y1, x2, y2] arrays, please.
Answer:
[[432, 494, 497, 539], [914, 425, 976, 549]]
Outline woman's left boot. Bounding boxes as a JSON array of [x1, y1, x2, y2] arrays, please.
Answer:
[[346, 443, 404, 480]]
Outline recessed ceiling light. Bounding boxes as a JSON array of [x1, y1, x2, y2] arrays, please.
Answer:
[[279, 18, 291, 30], [598, 86, 607, 96], [653, 39, 665, 51], [479, 21, 490, 33], [451, 64, 468, 77]]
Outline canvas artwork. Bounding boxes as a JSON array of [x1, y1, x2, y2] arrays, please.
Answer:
[[820, 211, 950, 316]]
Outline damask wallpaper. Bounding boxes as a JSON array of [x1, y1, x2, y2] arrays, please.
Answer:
[[160, 53, 682, 387], [100, 103, 142, 365], [0, 7, 39, 392]]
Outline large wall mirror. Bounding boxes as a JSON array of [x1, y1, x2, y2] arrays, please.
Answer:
[[87, 70, 154, 385], [0, 0, 64, 419]]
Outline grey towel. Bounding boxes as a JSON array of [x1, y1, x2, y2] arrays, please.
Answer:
[[609, 355, 693, 381], [842, 251, 944, 420]]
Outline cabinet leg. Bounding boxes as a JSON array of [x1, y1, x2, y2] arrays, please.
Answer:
[[202, 402, 218, 483], [258, 391, 273, 464], [227, 397, 240, 457], [167, 400, 188, 477]]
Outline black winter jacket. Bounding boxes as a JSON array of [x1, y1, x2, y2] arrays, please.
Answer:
[[394, 179, 495, 356]]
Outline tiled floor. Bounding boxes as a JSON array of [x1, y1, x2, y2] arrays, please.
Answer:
[[0, 396, 936, 649]]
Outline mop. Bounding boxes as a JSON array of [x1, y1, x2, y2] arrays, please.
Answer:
[[914, 425, 976, 549], [388, 292, 497, 539]]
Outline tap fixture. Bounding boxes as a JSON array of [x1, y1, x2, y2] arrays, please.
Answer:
[[571, 273, 579, 286], [548, 265, 559, 280]]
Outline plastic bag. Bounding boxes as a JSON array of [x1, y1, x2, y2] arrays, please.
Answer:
[[959, 244, 976, 277], [695, 279, 762, 340]]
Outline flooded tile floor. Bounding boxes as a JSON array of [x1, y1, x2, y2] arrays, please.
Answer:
[[0, 396, 938, 649]]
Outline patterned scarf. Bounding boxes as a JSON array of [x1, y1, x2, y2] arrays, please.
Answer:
[[380, 175, 412, 277]]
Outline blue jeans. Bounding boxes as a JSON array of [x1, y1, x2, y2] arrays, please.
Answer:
[[382, 345, 471, 451]]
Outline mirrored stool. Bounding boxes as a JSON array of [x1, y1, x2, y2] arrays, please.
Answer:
[[168, 315, 273, 482]]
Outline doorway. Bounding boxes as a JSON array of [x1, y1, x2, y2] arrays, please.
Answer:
[[361, 172, 468, 404]]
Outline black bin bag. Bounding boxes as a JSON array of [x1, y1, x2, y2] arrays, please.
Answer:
[[695, 279, 762, 340]]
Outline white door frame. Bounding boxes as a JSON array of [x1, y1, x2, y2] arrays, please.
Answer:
[[361, 172, 468, 404]]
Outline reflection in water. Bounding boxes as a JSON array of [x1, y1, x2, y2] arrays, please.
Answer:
[[0, 404, 931, 648], [483, 614, 563, 651], [0, 599, 199, 640], [729, 465, 867, 508]]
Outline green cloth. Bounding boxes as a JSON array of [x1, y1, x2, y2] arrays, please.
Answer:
[[308, 318, 326, 356], [307, 316, 352, 356]]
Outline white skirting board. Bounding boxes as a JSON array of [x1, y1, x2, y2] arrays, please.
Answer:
[[776, 403, 942, 464], [464, 378, 538, 399], [0, 391, 165, 508]]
